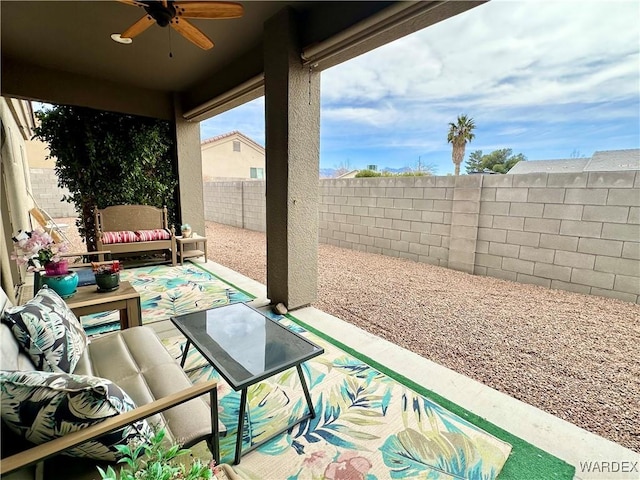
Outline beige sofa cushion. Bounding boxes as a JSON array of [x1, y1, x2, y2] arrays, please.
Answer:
[[73, 327, 214, 448]]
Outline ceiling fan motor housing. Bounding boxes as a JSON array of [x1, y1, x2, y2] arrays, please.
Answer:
[[144, 2, 176, 27]]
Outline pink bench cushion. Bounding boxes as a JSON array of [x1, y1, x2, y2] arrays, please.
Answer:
[[101, 229, 171, 244], [101, 231, 137, 244], [136, 229, 171, 242]]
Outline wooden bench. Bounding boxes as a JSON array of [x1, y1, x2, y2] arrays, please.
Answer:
[[94, 205, 176, 266]]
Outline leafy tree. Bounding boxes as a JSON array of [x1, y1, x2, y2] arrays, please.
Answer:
[[447, 114, 475, 176], [33, 105, 177, 251], [465, 148, 526, 174]]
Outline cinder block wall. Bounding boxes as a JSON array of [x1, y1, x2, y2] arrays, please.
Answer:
[[477, 171, 639, 303], [243, 181, 266, 232], [202, 172, 640, 303], [29, 169, 76, 218], [203, 181, 243, 227], [319, 176, 455, 266], [203, 180, 265, 231]]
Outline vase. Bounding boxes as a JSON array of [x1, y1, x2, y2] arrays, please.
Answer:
[[44, 259, 69, 276], [95, 272, 120, 292], [41, 270, 79, 298]]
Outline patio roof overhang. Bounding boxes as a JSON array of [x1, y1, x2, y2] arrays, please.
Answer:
[[1, 1, 482, 120], [1, 0, 484, 309]]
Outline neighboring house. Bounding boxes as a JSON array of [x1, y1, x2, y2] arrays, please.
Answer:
[[201, 131, 265, 181], [336, 170, 360, 179], [508, 149, 640, 174]]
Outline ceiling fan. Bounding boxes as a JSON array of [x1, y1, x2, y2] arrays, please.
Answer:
[[115, 0, 244, 50]]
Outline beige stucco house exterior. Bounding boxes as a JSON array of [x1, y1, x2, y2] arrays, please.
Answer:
[[201, 131, 265, 180]]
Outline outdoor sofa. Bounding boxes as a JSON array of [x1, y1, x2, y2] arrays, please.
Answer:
[[94, 204, 177, 266], [0, 286, 230, 480]]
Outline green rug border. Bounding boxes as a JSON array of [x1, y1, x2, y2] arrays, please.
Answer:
[[188, 261, 256, 300], [285, 313, 575, 480]]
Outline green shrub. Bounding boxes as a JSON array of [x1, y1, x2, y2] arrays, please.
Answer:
[[97, 428, 218, 480], [355, 169, 382, 177]]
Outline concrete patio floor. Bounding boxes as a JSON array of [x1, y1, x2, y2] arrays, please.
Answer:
[[150, 259, 639, 480]]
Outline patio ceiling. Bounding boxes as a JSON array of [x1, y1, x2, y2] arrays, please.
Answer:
[[1, 1, 482, 121]]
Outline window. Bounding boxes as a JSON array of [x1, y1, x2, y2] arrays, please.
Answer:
[[233, 140, 241, 152], [250, 167, 264, 179]]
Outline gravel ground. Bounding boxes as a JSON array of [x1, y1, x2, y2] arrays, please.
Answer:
[[61, 218, 640, 452]]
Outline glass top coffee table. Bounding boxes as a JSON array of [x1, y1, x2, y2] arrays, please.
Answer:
[[171, 302, 324, 464]]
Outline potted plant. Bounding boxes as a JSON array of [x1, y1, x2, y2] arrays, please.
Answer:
[[181, 224, 192, 238], [92, 260, 122, 292], [97, 428, 221, 480], [11, 229, 78, 297]]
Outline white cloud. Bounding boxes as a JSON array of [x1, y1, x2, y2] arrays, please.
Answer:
[[322, 104, 400, 127], [322, 0, 640, 113], [202, 0, 639, 171]]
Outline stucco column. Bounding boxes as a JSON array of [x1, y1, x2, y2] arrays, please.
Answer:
[[173, 94, 205, 235], [264, 8, 320, 309]]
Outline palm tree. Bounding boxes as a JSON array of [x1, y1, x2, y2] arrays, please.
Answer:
[[447, 115, 476, 176]]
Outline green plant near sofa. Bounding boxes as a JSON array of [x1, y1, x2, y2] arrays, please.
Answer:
[[98, 428, 219, 480]]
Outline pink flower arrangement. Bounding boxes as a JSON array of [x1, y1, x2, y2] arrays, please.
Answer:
[[11, 229, 68, 271]]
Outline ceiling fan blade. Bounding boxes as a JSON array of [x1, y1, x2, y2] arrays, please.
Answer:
[[170, 17, 214, 49], [121, 15, 155, 39], [173, 1, 243, 19]]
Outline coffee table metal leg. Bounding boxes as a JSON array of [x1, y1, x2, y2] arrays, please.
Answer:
[[297, 364, 315, 418], [235, 388, 248, 465], [180, 340, 191, 368], [227, 363, 318, 464], [210, 387, 220, 464]]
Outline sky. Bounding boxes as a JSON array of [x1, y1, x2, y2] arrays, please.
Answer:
[[200, 0, 640, 176]]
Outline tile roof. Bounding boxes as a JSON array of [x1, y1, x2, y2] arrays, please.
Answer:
[[507, 149, 639, 174], [201, 131, 264, 152]]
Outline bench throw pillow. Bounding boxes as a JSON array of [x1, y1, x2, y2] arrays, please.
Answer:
[[101, 231, 138, 244], [2, 286, 89, 373], [136, 229, 171, 242], [0, 370, 153, 461]]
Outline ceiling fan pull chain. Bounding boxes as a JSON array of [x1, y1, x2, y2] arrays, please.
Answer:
[[168, 28, 173, 58]]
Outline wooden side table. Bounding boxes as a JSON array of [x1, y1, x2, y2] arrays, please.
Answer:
[[65, 281, 141, 330], [176, 234, 208, 266]]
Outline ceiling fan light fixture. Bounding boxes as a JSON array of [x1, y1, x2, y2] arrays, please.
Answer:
[[111, 33, 133, 44]]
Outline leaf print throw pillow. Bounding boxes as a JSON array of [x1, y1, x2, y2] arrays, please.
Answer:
[[2, 286, 89, 373], [0, 370, 153, 461]]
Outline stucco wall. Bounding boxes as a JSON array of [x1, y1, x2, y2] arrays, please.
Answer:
[[2, 97, 37, 293], [204, 173, 640, 303], [201, 135, 265, 181]]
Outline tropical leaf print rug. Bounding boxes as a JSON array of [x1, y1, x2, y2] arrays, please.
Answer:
[[163, 311, 513, 480], [81, 264, 253, 336]]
